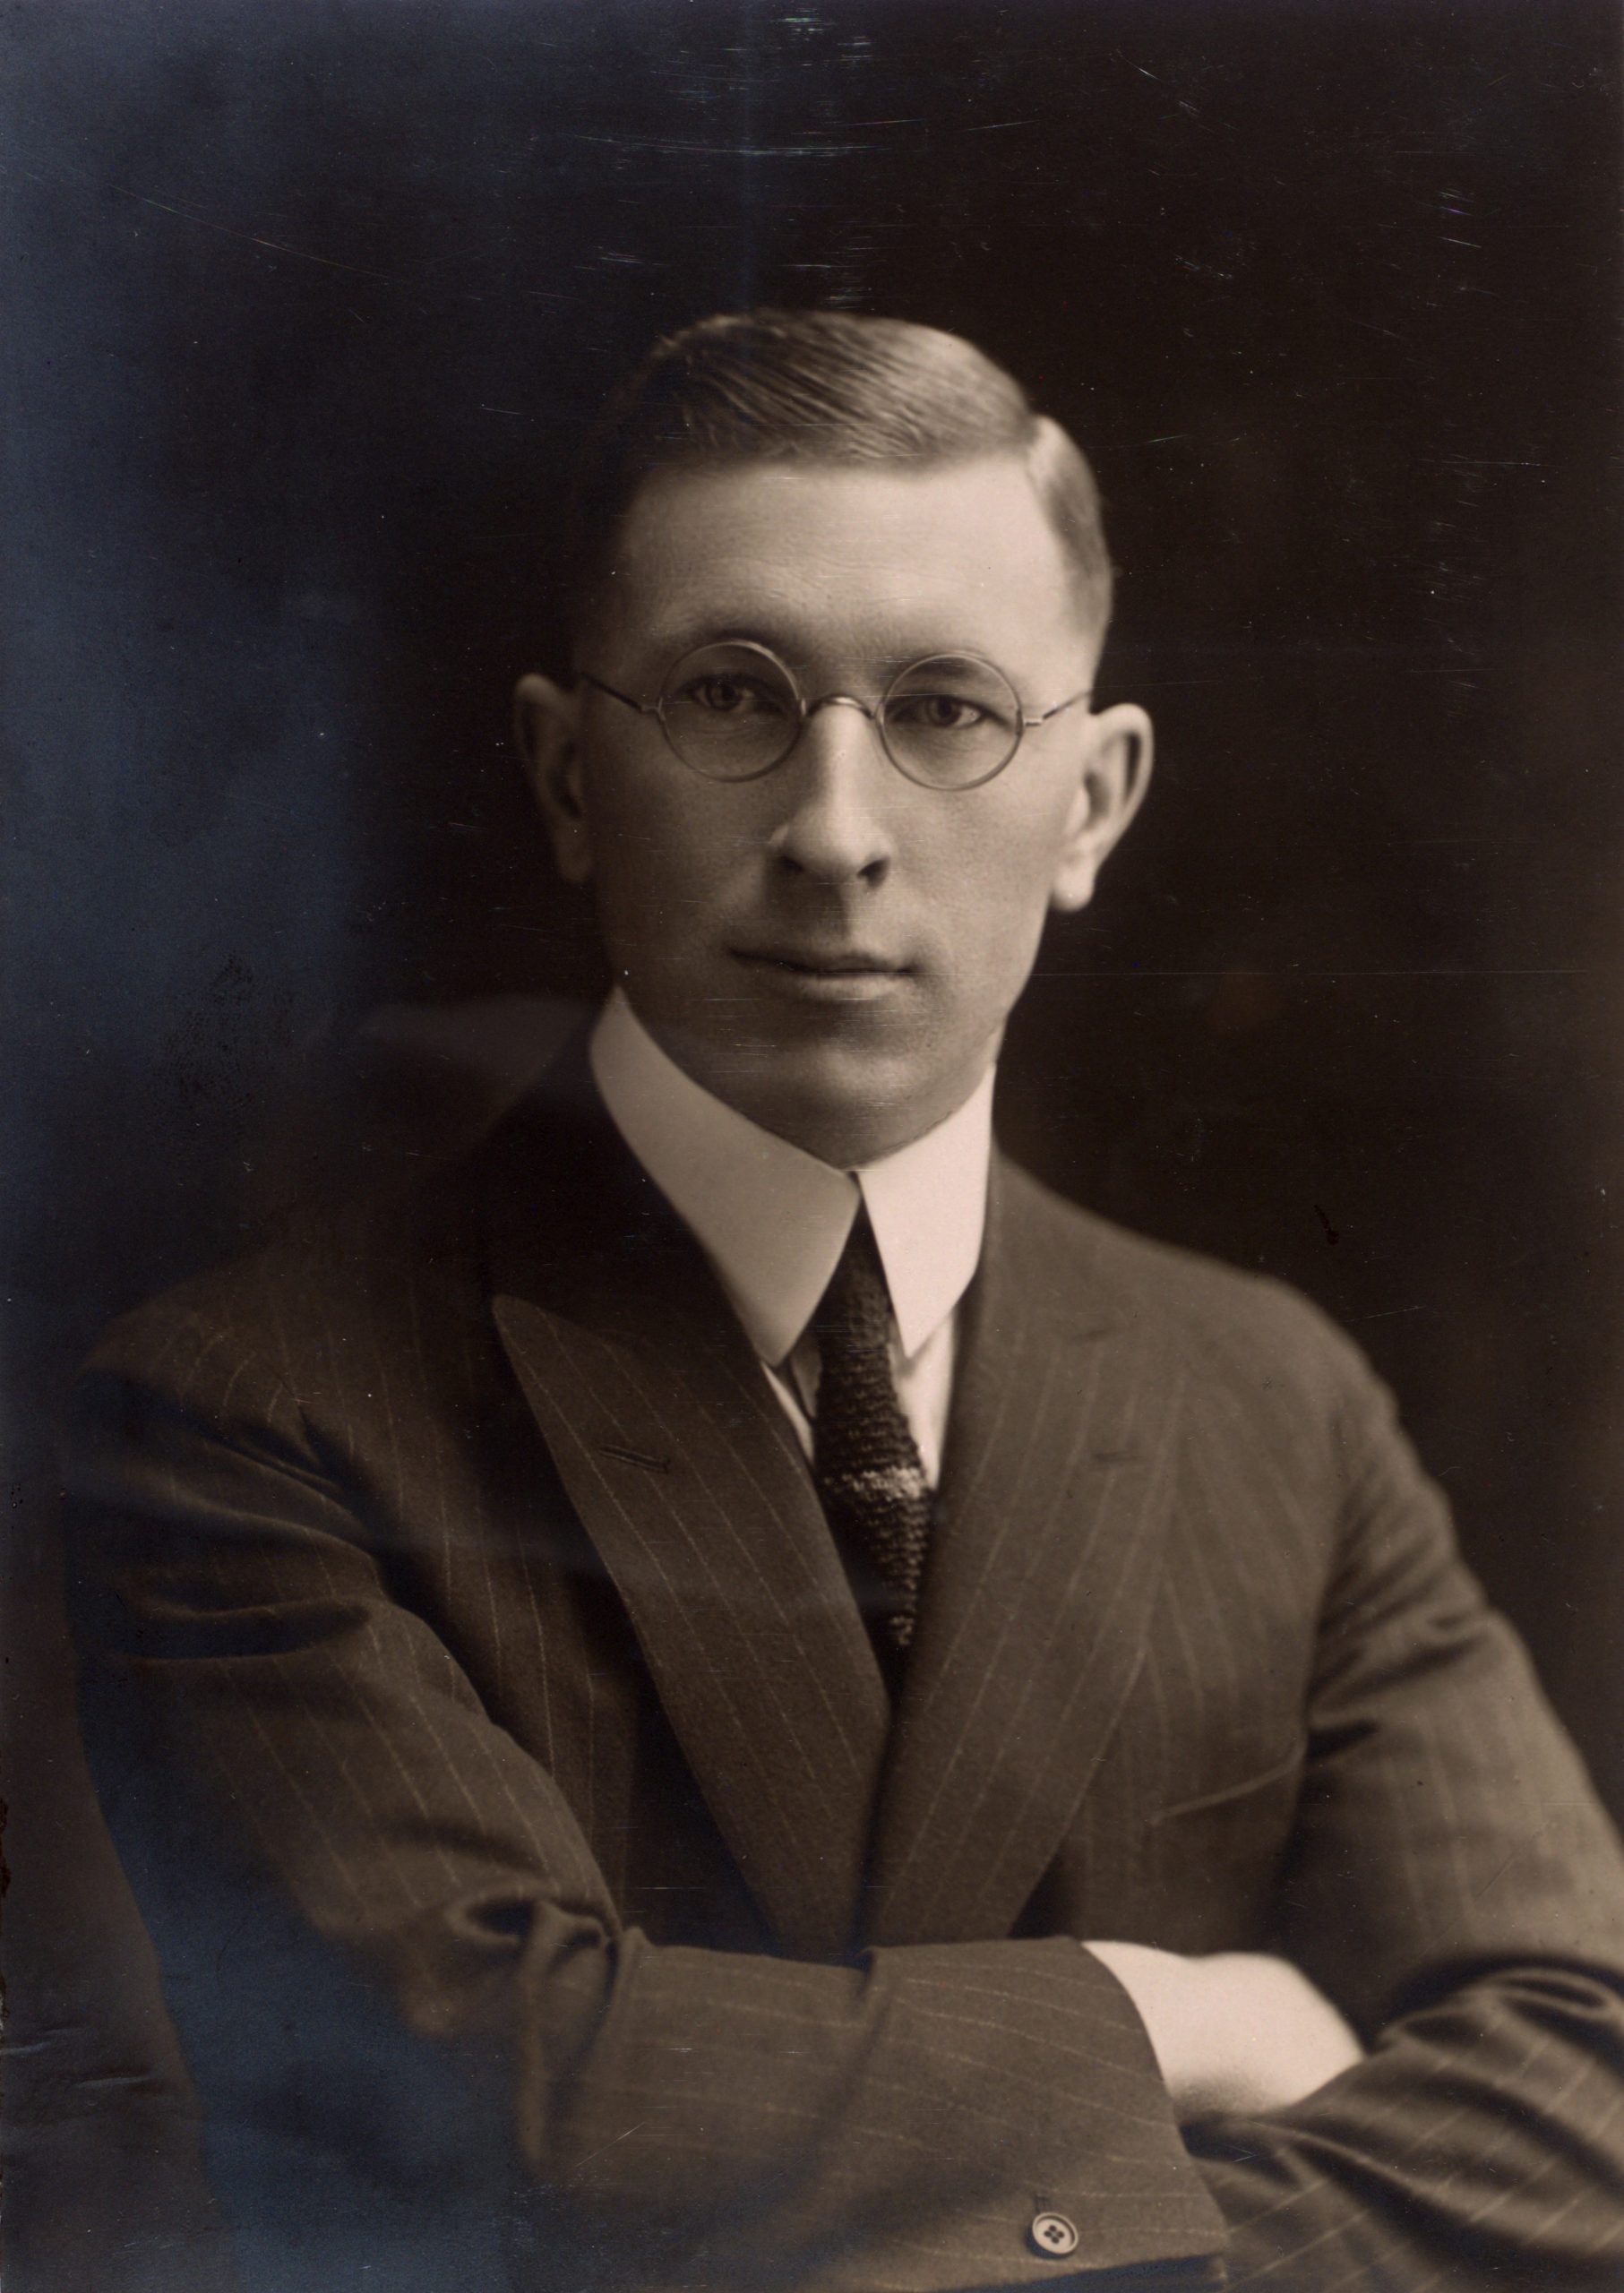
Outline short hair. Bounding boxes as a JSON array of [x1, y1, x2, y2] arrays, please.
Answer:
[[567, 308, 1113, 647]]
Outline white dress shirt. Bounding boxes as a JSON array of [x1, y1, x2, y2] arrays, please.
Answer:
[[589, 990, 992, 1484]]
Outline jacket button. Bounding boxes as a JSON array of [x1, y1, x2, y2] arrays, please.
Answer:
[[1030, 2211, 1079, 2258]]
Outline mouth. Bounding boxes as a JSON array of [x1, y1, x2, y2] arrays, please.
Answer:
[[733, 947, 913, 1002]]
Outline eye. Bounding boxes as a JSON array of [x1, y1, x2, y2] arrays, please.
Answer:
[[886, 691, 991, 733], [680, 673, 789, 718]]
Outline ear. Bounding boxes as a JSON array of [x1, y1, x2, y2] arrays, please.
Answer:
[[513, 673, 593, 886], [1048, 703, 1154, 914]]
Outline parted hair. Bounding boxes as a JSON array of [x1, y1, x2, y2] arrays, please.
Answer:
[[568, 308, 1113, 642]]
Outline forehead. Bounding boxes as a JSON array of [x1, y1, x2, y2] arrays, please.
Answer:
[[597, 454, 1096, 671]]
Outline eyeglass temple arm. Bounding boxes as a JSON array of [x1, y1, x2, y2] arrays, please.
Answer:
[[1022, 685, 1094, 729], [578, 671, 658, 716]]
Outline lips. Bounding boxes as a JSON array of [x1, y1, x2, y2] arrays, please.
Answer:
[[732, 946, 913, 1004], [735, 946, 908, 976]]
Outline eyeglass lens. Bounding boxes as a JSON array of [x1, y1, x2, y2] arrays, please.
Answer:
[[657, 642, 1024, 788]]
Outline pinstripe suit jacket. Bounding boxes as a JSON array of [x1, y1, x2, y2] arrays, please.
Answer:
[[67, 1059, 1624, 2293]]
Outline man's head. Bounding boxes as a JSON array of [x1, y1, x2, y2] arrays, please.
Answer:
[[516, 310, 1152, 1166], [560, 309, 1116, 648]]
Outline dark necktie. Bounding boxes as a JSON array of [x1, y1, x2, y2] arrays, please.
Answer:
[[810, 1209, 932, 1654]]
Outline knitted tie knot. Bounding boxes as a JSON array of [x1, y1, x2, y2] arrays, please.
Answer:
[[809, 1210, 932, 1653]]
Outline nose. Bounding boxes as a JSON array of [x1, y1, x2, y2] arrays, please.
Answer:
[[767, 698, 895, 885]]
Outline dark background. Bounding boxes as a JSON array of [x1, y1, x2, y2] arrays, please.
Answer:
[[4, 4, 1620, 2286]]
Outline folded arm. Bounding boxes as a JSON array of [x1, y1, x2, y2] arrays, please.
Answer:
[[66, 1299, 1624, 2290], [65, 1318, 1222, 2292], [1102, 1327, 1624, 2287]]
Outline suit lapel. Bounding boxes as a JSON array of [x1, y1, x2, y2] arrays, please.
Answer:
[[486, 1089, 889, 1963], [862, 1157, 1187, 1948]]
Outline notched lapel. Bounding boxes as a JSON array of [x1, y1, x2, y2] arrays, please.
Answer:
[[487, 1122, 888, 1963], [863, 1163, 1187, 1949]]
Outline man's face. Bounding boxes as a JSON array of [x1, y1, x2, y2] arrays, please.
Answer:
[[520, 454, 1150, 1164]]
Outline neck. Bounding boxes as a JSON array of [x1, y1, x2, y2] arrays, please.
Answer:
[[738, 1096, 962, 1170], [633, 1011, 1000, 1169]]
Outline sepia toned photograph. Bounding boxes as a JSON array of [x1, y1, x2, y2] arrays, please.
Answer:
[[4, 4, 1623, 2289]]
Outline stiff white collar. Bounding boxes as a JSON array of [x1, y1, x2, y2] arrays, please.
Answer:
[[589, 989, 992, 1368]]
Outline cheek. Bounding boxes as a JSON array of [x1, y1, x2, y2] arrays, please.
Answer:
[[582, 771, 743, 947], [938, 811, 1071, 966]]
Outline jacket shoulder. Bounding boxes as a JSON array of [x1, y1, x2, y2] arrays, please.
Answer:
[[73, 1064, 651, 1415], [995, 1155, 1375, 1420], [76, 1156, 488, 1413]]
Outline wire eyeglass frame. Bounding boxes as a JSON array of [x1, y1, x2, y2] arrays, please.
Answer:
[[577, 638, 1093, 792]]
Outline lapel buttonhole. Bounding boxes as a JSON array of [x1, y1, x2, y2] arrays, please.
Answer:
[[597, 1440, 675, 1474]]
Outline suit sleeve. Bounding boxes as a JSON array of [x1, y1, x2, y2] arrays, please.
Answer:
[[64, 1307, 1227, 2293], [1179, 1318, 1624, 2288]]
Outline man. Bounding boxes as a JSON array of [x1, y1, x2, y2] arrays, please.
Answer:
[[68, 311, 1624, 2292]]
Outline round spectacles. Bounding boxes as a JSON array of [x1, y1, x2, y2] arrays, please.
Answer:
[[578, 640, 1092, 792]]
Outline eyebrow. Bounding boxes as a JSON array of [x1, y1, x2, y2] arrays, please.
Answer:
[[630, 614, 998, 678]]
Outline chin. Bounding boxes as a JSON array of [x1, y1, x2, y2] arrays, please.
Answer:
[[728, 1042, 954, 1167]]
